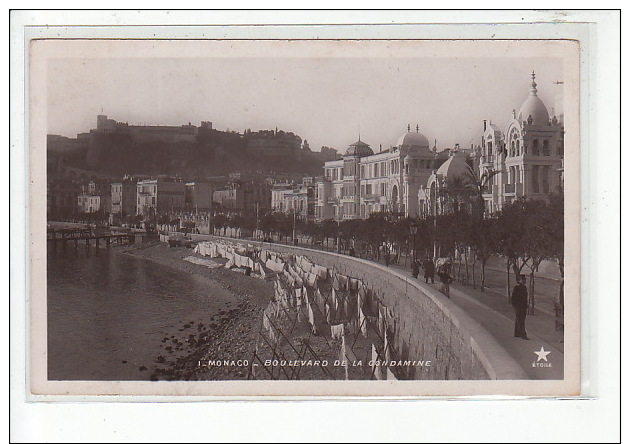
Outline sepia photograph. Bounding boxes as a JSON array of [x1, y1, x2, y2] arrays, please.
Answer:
[[28, 37, 581, 397]]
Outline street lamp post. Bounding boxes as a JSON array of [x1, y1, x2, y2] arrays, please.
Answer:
[[292, 210, 297, 245], [336, 218, 341, 254], [255, 203, 259, 240], [410, 221, 418, 267], [433, 178, 438, 260]]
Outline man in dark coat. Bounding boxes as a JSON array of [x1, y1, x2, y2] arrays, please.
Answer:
[[411, 260, 420, 279], [511, 275, 530, 340], [437, 263, 452, 298], [422, 257, 435, 284]]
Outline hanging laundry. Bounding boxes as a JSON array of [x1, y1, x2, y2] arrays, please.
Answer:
[[384, 331, 392, 363], [359, 308, 368, 338], [307, 271, 318, 287], [338, 274, 349, 290], [331, 323, 344, 339], [386, 368, 398, 381], [313, 264, 328, 279], [349, 278, 360, 291], [358, 286, 366, 313], [339, 335, 347, 363], [314, 288, 324, 312], [371, 344, 383, 380], [343, 336, 358, 363], [308, 303, 315, 326]]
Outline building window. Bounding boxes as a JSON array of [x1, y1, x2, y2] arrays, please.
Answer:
[[532, 165, 540, 192], [543, 140, 550, 156], [487, 142, 493, 155], [542, 166, 550, 193], [532, 139, 540, 156]]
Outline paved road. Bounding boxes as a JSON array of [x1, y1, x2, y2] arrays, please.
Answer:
[[384, 259, 565, 380], [455, 262, 562, 317]]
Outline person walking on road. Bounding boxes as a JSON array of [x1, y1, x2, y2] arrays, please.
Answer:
[[511, 275, 530, 340], [437, 262, 453, 298], [411, 260, 420, 279], [422, 257, 435, 284]]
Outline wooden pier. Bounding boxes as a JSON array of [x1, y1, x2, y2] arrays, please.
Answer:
[[47, 227, 137, 252]]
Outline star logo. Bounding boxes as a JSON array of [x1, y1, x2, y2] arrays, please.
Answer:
[[534, 347, 551, 362]]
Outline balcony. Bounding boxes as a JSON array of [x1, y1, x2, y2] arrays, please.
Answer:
[[361, 193, 378, 201], [481, 154, 495, 165], [327, 197, 339, 205]]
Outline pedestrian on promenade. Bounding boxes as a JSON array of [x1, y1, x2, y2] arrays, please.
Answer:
[[437, 262, 453, 298], [411, 259, 420, 279], [511, 275, 530, 340], [422, 257, 435, 284], [384, 249, 391, 267]]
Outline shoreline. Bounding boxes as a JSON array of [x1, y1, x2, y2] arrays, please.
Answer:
[[119, 240, 273, 381]]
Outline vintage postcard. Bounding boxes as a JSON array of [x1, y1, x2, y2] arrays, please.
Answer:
[[29, 37, 581, 398]]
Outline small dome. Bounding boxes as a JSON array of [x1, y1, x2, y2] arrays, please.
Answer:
[[517, 71, 550, 125], [345, 139, 374, 157], [435, 152, 476, 188], [396, 131, 430, 148]]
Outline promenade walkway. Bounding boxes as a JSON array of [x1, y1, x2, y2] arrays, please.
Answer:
[[385, 260, 565, 380]]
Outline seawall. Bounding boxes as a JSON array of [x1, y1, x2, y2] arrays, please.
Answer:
[[191, 234, 527, 380]]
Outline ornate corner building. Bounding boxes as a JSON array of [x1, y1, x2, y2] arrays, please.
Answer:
[[479, 71, 565, 214]]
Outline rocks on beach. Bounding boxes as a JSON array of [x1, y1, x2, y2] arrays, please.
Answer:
[[121, 242, 271, 381]]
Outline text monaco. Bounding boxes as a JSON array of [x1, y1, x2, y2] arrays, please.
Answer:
[[198, 359, 432, 367]]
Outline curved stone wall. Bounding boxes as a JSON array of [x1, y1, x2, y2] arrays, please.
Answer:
[[194, 235, 527, 380]]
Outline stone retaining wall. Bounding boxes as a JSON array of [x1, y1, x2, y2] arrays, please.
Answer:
[[190, 234, 527, 380]]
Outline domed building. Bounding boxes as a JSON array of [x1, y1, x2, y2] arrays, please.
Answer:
[[477, 71, 564, 213], [316, 126, 437, 220], [418, 147, 479, 216]]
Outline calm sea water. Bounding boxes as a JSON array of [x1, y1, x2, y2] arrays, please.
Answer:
[[47, 247, 236, 380]]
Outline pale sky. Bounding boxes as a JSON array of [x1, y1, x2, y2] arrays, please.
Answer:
[[47, 56, 563, 152]]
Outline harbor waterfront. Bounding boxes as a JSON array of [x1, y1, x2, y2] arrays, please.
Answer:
[[47, 242, 272, 381]]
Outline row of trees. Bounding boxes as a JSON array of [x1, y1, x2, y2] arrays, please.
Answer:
[[203, 194, 562, 314]]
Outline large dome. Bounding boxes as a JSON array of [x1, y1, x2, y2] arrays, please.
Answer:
[[344, 139, 374, 157], [517, 72, 550, 125], [396, 131, 430, 148], [435, 152, 476, 188]]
